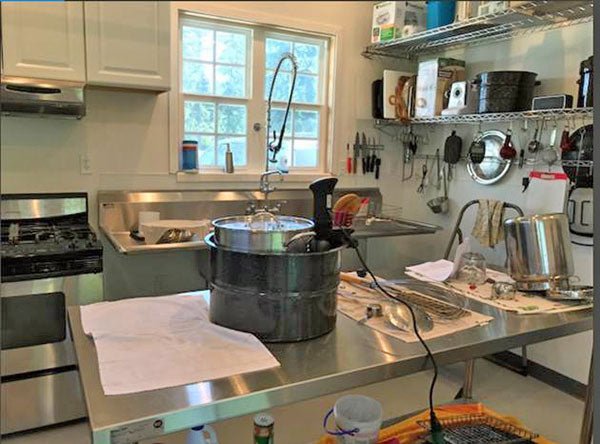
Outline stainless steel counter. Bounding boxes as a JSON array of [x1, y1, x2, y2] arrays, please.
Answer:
[[68, 291, 592, 444]]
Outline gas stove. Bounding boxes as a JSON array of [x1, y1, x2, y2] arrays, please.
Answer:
[[1, 193, 103, 282], [1, 193, 104, 434]]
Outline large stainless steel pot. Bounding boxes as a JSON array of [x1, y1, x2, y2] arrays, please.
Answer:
[[504, 213, 574, 291], [212, 213, 314, 253], [205, 233, 340, 342]]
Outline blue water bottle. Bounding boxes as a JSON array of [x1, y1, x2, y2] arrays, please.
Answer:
[[181, 140, 198, 171]]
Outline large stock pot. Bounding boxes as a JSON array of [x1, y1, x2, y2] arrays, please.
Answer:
[[204, 232, 341, 342], [504, 213, 574, 291]]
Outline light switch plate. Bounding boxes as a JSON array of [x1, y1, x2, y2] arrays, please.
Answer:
[[80, 154, 92, 175]]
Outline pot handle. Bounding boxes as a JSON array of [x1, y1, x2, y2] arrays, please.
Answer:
[[247, 211, 282, 229]]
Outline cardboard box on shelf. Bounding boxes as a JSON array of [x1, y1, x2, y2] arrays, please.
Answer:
[[371, 1, 426, 43], [383, 69, 414, 119], [415, 58, 466, 118]]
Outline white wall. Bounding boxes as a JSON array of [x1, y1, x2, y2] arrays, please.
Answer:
[[0, 0, 592, 382]]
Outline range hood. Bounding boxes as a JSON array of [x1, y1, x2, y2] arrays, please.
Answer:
[[0, 76, 85, 119]]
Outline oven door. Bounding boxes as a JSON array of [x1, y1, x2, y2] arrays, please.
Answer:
[[1, 273, 103, 377]]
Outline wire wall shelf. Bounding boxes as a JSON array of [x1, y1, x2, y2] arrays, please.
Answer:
[[374, 107, 593, 128], [362, 1, 593, 59]]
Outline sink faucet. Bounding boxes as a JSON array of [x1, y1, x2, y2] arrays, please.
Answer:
[[265, 53, 298, 172], [259, 170, 283, 202], [258, 53, 298, 203]]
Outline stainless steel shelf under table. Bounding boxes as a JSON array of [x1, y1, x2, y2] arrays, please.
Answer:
[[68, 290, 592, 444]]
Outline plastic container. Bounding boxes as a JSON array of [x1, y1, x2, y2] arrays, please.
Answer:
[[181, 140, 198, 171], [426, 0, 456, 29], [333, 395, 382, 444], [137, 211, 160, 235], [187, 425, 218, 444]]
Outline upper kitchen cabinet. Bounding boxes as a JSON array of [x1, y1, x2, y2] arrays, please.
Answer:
[[84, 1, 170, 91], [0, 2, 86, 81]]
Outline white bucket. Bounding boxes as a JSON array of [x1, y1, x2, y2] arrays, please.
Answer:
[[333, 395, 382, 444]]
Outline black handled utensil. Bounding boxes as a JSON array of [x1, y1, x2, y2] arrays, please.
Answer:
[[309, 177, 338, 243]]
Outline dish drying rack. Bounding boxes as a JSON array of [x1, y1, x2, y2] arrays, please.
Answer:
[[366, 204, 404, 222], [417, 412, 539, 443]]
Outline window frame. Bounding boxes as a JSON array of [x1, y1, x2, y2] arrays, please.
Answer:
[[173, 10, 333, 177]]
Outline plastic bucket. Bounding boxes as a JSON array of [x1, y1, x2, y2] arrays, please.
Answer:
[[332, 395, 382, 444]]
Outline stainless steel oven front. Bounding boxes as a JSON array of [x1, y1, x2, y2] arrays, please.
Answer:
[[1, 273, 103, 434]]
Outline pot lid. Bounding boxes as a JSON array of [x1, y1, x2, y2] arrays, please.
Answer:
[[213, 213, 314, 232]]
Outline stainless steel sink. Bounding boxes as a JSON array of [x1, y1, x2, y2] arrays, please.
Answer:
[[98, 188, 440, 254]]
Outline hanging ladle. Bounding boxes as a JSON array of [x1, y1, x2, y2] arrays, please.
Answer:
[[427, 165, 449, 214]]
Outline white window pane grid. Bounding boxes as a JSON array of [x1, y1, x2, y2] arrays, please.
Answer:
[[179, 17, 329, 173], [265, 36, 323, 105], [184, 100, 247, 167], [270, 107, 319, 168], [182, 25, 249, 98]]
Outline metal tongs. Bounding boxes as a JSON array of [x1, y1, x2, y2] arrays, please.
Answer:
[[402, 126, 418, 181]]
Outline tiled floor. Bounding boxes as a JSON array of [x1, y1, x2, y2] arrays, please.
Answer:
[[2, 360, 585, 444]]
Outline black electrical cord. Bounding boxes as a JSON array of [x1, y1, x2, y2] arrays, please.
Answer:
[[342, 230, 444, 442]]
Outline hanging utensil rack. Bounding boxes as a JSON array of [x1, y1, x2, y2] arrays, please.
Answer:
[[392, 153, 592, 168], [362, 1, 593, 60]]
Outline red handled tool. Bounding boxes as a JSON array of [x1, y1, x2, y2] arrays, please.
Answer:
[[346, 143, 352, 174]]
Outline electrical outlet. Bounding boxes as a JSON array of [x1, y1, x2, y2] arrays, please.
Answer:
[[80, 154, 92, 175]]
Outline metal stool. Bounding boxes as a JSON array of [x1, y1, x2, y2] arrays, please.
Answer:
[[442, 200, 525, 400]]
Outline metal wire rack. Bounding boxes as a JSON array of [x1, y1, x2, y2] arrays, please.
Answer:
[[362, 1, 593, 59], [417, 413, 539, 444], [374, 107, 593, 127], [393, 153, 593, 169]]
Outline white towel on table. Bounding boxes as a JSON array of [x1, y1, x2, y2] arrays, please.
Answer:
[[81, 293, 280, 395]]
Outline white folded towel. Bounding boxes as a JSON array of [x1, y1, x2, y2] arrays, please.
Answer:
[[81, 293, 280, 395]]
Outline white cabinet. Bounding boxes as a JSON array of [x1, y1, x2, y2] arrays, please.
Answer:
[[84, 1, 170, 91], [1, 2, 86, 81]]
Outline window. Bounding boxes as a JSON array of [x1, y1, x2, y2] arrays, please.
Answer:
[[265, 34, 324, 169], [181, 21, 251, 167], [178, 15, 330, 173]]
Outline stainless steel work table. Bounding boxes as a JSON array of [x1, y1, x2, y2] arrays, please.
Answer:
[[68, 292, 592, 444]]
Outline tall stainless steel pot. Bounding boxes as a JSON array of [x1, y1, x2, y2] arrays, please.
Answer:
[[504, 213, 574, 291], [205, 233, 341, 342]]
